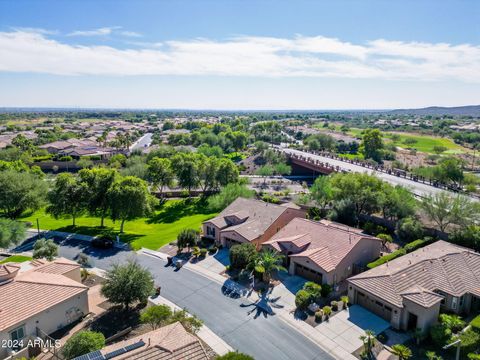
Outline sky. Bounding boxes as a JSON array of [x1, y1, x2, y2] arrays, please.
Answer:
[[0, 0, 479, 110]]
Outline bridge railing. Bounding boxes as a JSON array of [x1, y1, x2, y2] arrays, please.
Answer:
[[279, 148, 479, 199]]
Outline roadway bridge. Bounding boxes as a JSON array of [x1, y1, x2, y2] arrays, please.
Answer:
[[280, 147, 478, 200]]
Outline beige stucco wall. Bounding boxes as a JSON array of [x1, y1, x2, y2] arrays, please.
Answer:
[[202, 222, 221, 243], [63, 267, 82, 283], [401, 298, 440, 334], [289, 257, 332, 284], [335, 239, 382, 283], [0, 290, 89, 359]]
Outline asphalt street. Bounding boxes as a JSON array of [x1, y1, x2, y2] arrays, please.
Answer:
[[22, 235, 335, 360]]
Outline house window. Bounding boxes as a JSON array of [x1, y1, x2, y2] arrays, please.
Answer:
[[10, 325, 25, 341], [207, 227, 215, 237], [452, 297, 458, 310], [459, 296, 464, 307]]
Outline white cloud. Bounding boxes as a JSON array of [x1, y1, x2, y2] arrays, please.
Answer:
[[67, 26, 121, 37], [120, 31, 142, 38], [0, 31, 479, 82]]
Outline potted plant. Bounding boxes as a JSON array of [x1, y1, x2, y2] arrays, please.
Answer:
[[315, 310, 323, 323], [200, 248, 208, 258], [341, 295, 349, 308], [331, 301, 338, 311], [322, 306, 332, 320]]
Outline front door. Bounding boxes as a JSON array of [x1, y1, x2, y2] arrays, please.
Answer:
[[407, 312, 418, 330]]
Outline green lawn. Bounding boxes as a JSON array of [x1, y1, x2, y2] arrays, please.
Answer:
[[21, 199, 218, 251], [0, 255, 32, 264], [384, 132, 466, 154]]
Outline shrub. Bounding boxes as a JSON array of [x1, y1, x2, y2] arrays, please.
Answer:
[[459, 330, 480, 354], [439, 313, 465, 332], [229, 243, 256, 270], [367, 249, 406, 269], [62, 331, 105, 359], [315, 310, 323, 322], [295, 289, 312, 310], [404, 239, 427, 253], [140, 305, 172, 329], [470, 314, 480, 332], [59, 155, 73, 162], [303, 281, 322, 300], [216, 352, 254, 360], [321, 283, 332, 297], [322, 306, 332, 318], [341, 295, 349, 307], [199, 248, 208, 257], [396, 217, 424, 242], [430, 324, 452, 346], [192, 246, 201, 257]]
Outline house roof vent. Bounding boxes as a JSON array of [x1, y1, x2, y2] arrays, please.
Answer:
[[0, 263, 20, 285]]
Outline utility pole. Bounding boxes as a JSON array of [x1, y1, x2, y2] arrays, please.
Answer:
[[36, 218, 40, 236]]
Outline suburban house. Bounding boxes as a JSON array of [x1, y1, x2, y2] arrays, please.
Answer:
[[0, 258, 88, 359], [347, 241, 480, 333], [202, 197, 305, 248], [262, 218, 382, 284], [73, 322, 208, 360]]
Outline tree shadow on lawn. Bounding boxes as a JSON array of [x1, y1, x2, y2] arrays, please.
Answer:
[[146, 198, 214, 224], [54, 225, 145, 245]]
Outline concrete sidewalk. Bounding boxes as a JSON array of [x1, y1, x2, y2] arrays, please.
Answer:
[[149, 294, 233, 356]]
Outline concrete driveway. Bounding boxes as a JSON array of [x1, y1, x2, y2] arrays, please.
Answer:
[[315, 305, 390, 354]]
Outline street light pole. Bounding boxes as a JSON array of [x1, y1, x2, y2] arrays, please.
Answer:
[[443, 338, 461, 360], [36, 218, 40, 236]]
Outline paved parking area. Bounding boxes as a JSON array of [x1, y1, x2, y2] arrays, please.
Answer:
[[195, 248, 230, 274], [315, 305, 390, 354]]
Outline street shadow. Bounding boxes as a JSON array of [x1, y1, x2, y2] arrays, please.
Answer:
[[240, 290, 284, 319]]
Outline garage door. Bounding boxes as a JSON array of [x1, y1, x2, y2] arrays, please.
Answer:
[[294, 263, 323, 283], [356, 291, 391, 321]]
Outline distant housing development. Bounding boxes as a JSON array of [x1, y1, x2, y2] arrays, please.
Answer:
[[348, 241, 480, 333]]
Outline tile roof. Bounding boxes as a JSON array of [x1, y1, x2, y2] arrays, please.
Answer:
[[99, 322, 208, 360], [348, 241, 480, 308], [0, 260, 87, 331], [31, 257, 80, 275], [205, 197, 296, 241], [264, 218, 381, 272]]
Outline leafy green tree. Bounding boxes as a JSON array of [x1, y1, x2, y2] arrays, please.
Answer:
[[108, 176, 157, 233], [381, 185, 416, 221], [229, 243, 256, 270], [391, 344, 412, 360], [12, 134, 35, 153], [0, 219, 26, 249], [198, 155, 219, 192], [62, 331, 105, 360], [395, 217, 424, 242], [216, 351, 254, 360], [229, 131, 248, 153], [450, 225, 480, 252], [361, 129, 384, 162], [310, 176, 333, 213], [295, 289, 311, 310], [77, 158, 93, 169], [168, 309, 203, 334], [176, 228, 199, 252], [216, 158, 239, 187], [147, 157, 174, 196], [33, 238, 58, 261], [438, 157, 464, 186], [256, 165, 274, 184], [140, 305, 172, 329], [249, 249, 285, 284], [433, 145, 447, 154], [273, 162, 291, 176], [47, 173, 87, 226], [101, 260, 155, 309], [329, 172, 384, 219], [377, 233, 393, 248], [0, 170, 47, 218], [421, 192, 479, 232], [79, 168, 118, 227], [207, 182, 254, 212], [171, 153, 201, 195]]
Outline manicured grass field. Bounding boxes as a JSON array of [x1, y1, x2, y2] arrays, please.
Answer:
[[0, 255, 32, 264], [21, 199, 218, 251], [384, 132, 466, 154]]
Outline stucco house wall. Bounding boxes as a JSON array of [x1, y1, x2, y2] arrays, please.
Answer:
[[0, 291, 88, 359], [335, 239, 382, 283]]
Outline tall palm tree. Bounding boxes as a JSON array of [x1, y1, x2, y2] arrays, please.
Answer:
[[249, 249, 285, 284], [391, 344, 412, 360]]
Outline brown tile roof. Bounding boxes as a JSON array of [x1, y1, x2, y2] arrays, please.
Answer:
[[348, 241, 480, 308], [31, 257, 80, 275], [264, 218, 381, 272], [0, 261, 87, 331], [100, 322, 208, 360], [0, 263, 21, 278], [205, 197, 297, 241]]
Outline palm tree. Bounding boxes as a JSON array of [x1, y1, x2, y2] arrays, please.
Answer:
[[391, 344, 412, 360], [359, 330, 376, 355], [249, 249, 285, 284]]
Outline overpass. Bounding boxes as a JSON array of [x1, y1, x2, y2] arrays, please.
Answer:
[[280, 147, 478, 200]]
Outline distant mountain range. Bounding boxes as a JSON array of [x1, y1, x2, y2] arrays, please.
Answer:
[[389, 105, 480, 117]]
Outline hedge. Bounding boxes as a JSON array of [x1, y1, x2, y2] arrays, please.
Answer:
[[367, 249, 406, 269], [404, 239, 427, 253], [470, 314, 480, 332]]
